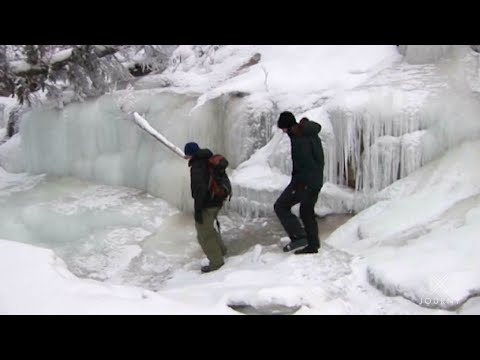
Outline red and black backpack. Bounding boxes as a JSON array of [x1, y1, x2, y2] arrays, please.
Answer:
[[207, 154, 232, 201]]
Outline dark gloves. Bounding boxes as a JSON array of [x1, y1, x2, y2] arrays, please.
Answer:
[[194, 210, 203, 224]]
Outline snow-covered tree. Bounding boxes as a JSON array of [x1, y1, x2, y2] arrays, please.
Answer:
[[0, 46, 15, 98], [0, 45, 178, 106]]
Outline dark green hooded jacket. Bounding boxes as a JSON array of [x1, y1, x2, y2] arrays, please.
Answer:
[[288, 118, 325, 191]]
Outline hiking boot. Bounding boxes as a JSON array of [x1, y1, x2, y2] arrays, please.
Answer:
[[283, 238, 308, 252], [201, 266, 212, 273], [294, 245, 319, 255], [201, 263, 224, 273]]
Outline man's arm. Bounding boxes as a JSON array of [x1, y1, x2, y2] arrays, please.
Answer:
[[191, 163, 208, 222]]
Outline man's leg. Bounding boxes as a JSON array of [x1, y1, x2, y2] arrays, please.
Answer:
[[274, 181, 307, 251], [195, 207, 225, 271], [296, 187, 320, 254], [212, 207, 227, 256]]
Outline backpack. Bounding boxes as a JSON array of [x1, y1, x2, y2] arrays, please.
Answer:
[[207, 154, 232, 201]]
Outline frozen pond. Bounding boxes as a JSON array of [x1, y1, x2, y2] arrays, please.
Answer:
[[0, 173, 352, 292]]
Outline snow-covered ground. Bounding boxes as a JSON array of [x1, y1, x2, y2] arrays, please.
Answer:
[[0, 159, 478, 315], [0, 237, 450, 315], [328, 140, 480, 311], [1, 45, 480, 314]]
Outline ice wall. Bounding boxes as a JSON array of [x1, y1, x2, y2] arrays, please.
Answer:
[[20, 90, 276, 211], [324, 46, 480, 198], [229, 46, 480, 216], [17, 45, 480, 217]]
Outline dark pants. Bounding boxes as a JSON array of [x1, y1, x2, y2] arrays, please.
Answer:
[[274, 180, 321, 249]]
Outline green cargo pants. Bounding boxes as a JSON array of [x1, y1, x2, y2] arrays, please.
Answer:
[[195, 206, 227, 270]]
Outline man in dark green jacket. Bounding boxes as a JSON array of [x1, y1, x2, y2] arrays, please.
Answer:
[[184, 142, 227, 273], [274, 111, 325, 254]]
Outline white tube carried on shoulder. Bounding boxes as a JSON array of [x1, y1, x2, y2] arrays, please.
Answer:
[[133, 112, 186, 159]]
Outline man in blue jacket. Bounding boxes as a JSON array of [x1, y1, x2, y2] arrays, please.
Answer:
[[184, 142, 227, 273]]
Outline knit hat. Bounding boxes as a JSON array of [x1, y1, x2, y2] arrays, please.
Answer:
[[277, 111, 297, 129], [184, 142, 200, 156]]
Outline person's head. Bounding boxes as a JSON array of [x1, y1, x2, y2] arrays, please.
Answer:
[[184, 142, 200, 160], [277, 111, 297, 133]]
